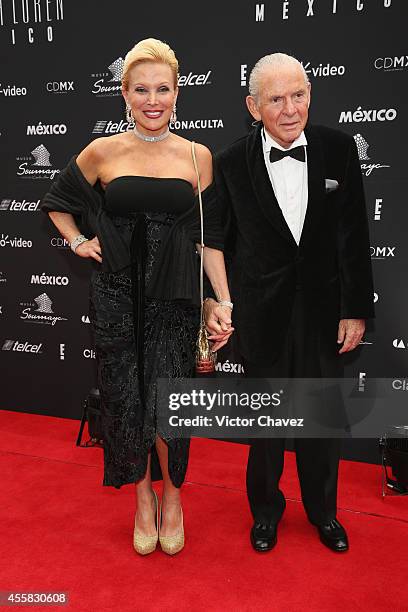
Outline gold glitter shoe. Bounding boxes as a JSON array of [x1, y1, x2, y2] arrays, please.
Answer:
[[133, 490, 159, 555], [159, 506, 185, 555]]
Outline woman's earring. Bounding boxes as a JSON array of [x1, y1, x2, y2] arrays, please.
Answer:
[[125, 104, 133, 124], [170, 104, 177, 125]]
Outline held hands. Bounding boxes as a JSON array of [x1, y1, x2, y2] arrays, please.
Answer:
[[203, 298, 234, 352], [337, 318, 365, 354], [75, 237, 102, 263]]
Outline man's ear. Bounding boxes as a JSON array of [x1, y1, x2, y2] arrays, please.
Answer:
[[246, 95, 262, 121], [307, 81, 312, 108]]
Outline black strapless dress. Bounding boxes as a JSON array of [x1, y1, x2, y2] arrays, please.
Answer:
[[89, 177, 200, 489]]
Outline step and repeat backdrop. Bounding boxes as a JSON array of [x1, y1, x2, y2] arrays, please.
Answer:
[[1, 0, 407, 462]]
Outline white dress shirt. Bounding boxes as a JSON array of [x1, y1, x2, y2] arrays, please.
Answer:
[[262, 128, 308, 245]]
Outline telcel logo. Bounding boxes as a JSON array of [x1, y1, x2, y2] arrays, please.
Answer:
[[178, 71, 211, 86], [2, 339, 42, 353]]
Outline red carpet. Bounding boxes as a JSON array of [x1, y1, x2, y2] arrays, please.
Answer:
[[1, 410, 408, 611]]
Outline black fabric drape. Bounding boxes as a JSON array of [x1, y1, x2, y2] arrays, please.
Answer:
[[41, 156, 224, 307]]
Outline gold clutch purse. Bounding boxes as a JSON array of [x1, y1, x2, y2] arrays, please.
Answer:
[[191, 141, 216, 375]]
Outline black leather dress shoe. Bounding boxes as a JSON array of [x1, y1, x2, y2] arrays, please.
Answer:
[[317, 519, 349, 552], [250, 522, 277, 552]]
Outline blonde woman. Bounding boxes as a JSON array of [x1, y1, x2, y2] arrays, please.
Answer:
[[42, 38, 233, 555]]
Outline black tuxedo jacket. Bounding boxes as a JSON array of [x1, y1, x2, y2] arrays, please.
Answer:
[[214, 123, 375, 363]]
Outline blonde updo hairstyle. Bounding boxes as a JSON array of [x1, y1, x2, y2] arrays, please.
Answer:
[[122, 37, 179, 90]]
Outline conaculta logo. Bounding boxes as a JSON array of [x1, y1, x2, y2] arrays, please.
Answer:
[[339, 106, 397, 123], [91, 58, 124, 96], [19, 293, 68, 326], [393, 339, 406, 349], [16, 145, 60, 180], [0, 198, 40, 212], [353, 134, 391, 177], [2, 339, 43, 354], [170, 118, 224, 131], [0, 233, 32, 248], [302, 61, 345, 78]]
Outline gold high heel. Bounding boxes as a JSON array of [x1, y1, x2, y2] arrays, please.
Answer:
[[159, 504, 185, 555], [133, 490, 159, 555]]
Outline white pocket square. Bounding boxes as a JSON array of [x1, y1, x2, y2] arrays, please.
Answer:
[[325, 178, 339, 193]]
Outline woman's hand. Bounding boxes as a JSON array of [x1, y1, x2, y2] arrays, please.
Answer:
[[204, 298, 234, 351], [75, 236, 102, 263]]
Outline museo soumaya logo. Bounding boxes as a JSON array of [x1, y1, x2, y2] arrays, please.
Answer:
[[19, 292, 68, 326], [0, 198, 41, 212], [2, 339, 43, 354], [90, 57, 124, 96], [16, 145, 60, 180], [353, 134, 391, 177]]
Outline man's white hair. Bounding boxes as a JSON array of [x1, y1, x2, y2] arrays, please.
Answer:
[[249, 53, 309, 100]]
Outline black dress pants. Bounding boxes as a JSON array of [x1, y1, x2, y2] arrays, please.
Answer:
[[243, 291, 342, 527]]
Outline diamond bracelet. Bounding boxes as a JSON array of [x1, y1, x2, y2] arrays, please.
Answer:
[[70, 234, 89, 253]]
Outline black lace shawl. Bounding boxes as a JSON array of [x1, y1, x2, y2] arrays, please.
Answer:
[[41, 156, 224, 306]]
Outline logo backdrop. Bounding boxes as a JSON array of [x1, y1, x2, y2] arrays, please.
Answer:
[[1, 0, 407, 463]]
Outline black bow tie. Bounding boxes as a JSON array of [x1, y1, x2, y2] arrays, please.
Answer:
[[269, 145, 306, 163]]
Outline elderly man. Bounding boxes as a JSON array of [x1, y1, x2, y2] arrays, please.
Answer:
[[206, 53, 374, 553]]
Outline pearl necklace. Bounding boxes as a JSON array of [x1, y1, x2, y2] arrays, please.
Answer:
[[132, 125, 170, 143]]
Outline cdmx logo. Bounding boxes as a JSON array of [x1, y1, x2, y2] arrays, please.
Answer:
[[353, 134, 390, 177], [91, 57, 124, 96]]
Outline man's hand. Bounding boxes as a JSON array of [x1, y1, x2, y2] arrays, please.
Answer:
[[337, 318, 365, 354], [203, 298, 234, 352]]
